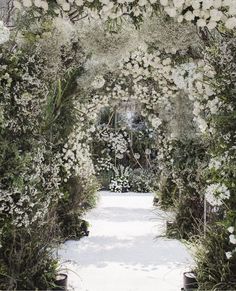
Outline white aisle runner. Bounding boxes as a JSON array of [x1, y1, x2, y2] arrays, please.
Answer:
[[58, 192, 194, 291]]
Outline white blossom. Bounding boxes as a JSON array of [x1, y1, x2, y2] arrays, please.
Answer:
[[205, 183, 230, 206], [228, 226, 235, 234], [229, 234, 236, 245], [0, 21, 10, 45]]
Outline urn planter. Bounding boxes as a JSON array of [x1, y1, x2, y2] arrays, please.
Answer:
[[53, 273, 68, 291], [183, 271, 198, 290]]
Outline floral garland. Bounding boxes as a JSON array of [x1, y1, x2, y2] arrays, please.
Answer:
[[14, 0, 236, 30]]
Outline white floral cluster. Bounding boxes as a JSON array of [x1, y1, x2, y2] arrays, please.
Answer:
[[208, 153, 228, 171], [109, 177, 130, 192], [114, 46, 178, 123], [96, 127, 129, 159], [205, 183, 230, 206], [62, 126, 95, 181], [156, 135, 173, 171], [226, 226, 236, 259], [0, 21, 10, 45], [78, 47, 178, 133], [111, 132, 129, 159], [14, 0, 49, 11], [75, 94, 109, 124], [160, 0, 236, 30], [109, 165, 130, 193], [14, 0, 153, 20], [172, 60, 217, 134], [92, 75, 106, 89], [15, 0, 236, 31], [95, 156, 113, 172], [0, 145, 62, 228]]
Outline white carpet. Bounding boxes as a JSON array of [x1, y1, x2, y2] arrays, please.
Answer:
[[57, 191, 194, 291]]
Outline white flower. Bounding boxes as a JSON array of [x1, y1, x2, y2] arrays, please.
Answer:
[[210, 9, 223, 21], [92, 76, 106, 89], [229, 6, 236, 16], [165, 7, 177, 17], [160, 0, 168, 6], [41, 1, 49, 10], [145, 148, 151, 155], [205, 183, 230, 206], [138, 0, 147, 6], [225, 17, 236, 29], [13, 0, 22, 9], [173, 0, 184, 8], [197, 18, 207, 27], [34, 0, 42, 7], [151, 117, 162, 128], [0, 21, 10, 45], [192, 1, 200, 9], [227, 226, 235, 234], [134, 153, 140, 159], [208, 157, 222, 170], [185, 11, 195, 21], [177, 15, 184, 22], [62, 2, 70, 11], [75, 0, 84, 5], [197, 117, 208, 133], [202, 0, 213, 10], [229, 234, 236, 245], [213, 0, 222, 9], [207, 21, 217, 30], [116, 153, 124, 159], [226, 251, 233, 259], [22, 0, 32, 7]]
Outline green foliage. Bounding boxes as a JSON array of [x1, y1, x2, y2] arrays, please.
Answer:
[[156, 139, 207, 238], [195, 224, 236, 290], [97, 170, 113, 190], [174, 195, 204, 240], [129, 168, 157, 193], [44, 67, 84, 140], [58, 215, 89, 241], [57, 176, 99, 240], [0, 222, 58, 290], [156, 175, 177, 210]]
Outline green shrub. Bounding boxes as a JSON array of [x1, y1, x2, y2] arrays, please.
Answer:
[[58, 214, 89, 240], [156, 175, 178, 210], [129, 168, 157, 193], [195, 224, 236, 290], [173, 195, 204, 240], [0, 220, 58, 290], [57, 175, 99, 240]]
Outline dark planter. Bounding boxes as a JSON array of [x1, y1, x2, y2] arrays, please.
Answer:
[[166, 221, 177, 235], [183, 271, 198, 290], [53, 273, 68, 291], [153, 197, 159, 205], [166, 221, 174, 229], [122, 187, 129, 193]]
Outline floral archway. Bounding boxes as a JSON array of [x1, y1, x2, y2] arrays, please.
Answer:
[[0, 0, 236, 289]]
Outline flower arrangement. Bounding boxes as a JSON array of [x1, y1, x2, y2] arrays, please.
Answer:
[[109, 165, 131, 193], [14, 0, 236, 31]]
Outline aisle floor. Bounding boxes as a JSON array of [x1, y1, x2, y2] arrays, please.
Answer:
[[58, 191, 194, 291]]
